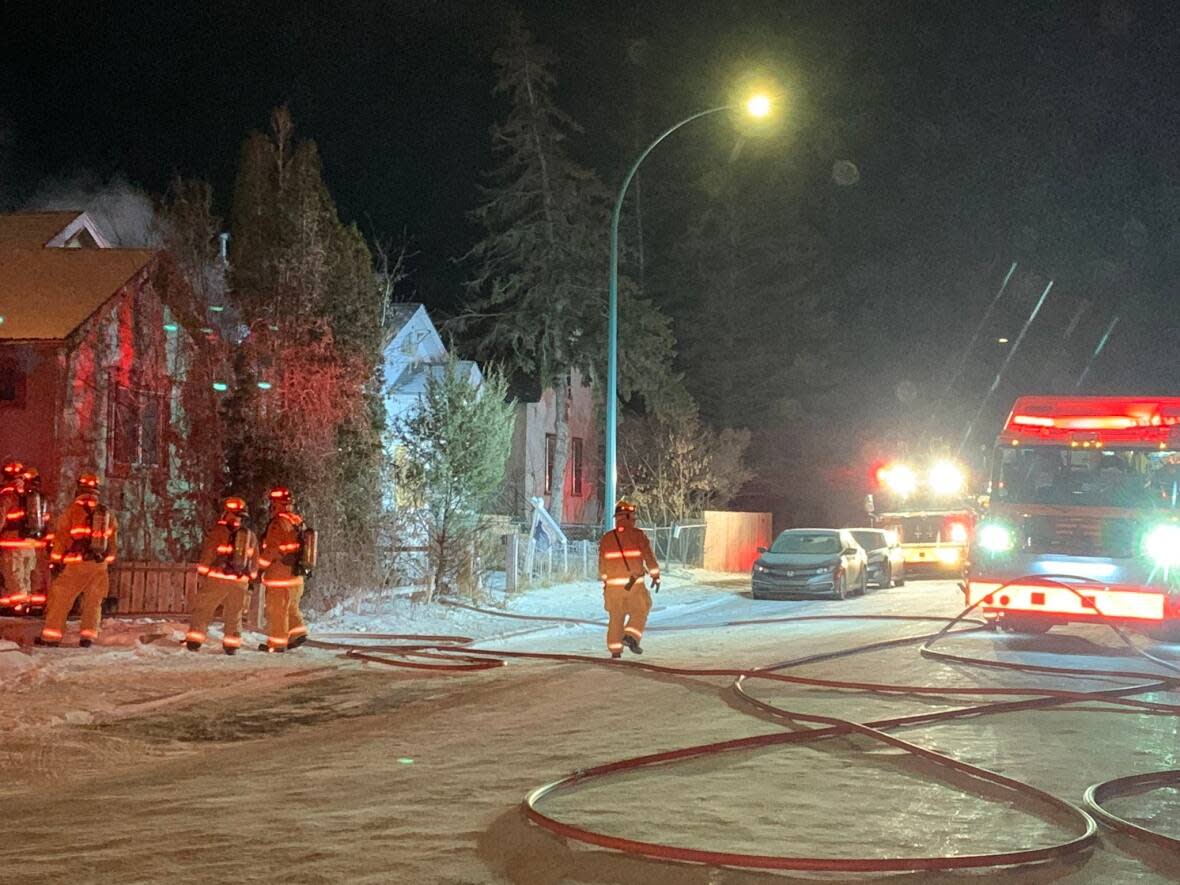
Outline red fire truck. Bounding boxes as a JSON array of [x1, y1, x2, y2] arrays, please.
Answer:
[[866, 458, 975, 574], [964, 396, 1180, 637]]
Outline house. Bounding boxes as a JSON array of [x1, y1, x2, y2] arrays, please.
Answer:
[[0, 210, 212, 559], [379, 303, 599, 527], [503, 369, 600, 527], [382, 303, 482, 425]]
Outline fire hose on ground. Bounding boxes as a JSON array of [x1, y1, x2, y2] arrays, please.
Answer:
[[305, 576, 1180, 874]]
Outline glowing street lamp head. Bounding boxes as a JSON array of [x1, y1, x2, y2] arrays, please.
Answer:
[[746, 94, 772, 118]]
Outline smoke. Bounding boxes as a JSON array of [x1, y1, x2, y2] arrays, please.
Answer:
[[25, 172, 159, 247]]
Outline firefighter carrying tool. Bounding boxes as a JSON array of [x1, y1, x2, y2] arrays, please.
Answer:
[[185, 497, 259, 654], [257, 486, 316, 653], [36, 473, 117, 648], [598, 500, 661, 658], [0, 461, 48, 613]]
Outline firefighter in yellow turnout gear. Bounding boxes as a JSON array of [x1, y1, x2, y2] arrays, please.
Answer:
[[185, 498, 259, 655], [0, 461, 47, 611], [598, 501, 661, 658], [258, 487, 316, 653], [37, 473, 117, 648]]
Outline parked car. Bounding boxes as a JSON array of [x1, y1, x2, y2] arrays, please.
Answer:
[[751, 529, 868, 599], [848, 527, 906, 589]]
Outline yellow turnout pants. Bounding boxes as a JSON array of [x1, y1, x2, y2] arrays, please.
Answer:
[[263, 578, 305, 649], [41, 562, 108, 643], [186, 576, 248, 649], [604, 582, 651, 654]]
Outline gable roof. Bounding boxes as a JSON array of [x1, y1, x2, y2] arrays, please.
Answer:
[[0, 212, 153, 340]]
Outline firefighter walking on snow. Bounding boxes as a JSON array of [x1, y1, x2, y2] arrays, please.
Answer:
[[258, 486, 316, 653], [0, 461, 48, 612], [598, 500, 661, 658], [37, 473, 117, 648], [185, 497, 259, 655]]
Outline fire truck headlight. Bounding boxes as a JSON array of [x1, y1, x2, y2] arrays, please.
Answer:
[[948, 522, 969, 544], [979, 523, 1014, 554], [884, 530, 899, 547], [881, 464, 917, 496], [1143, 524, 1180, 568], [929, 461, 964, 495]]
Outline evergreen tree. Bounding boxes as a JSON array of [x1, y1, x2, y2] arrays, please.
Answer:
[[464, 16, 685, 521], [225, 108, 387, 600], [392, 358, 515, 601]]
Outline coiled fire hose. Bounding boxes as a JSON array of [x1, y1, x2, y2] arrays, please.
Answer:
[[306, 576, 1180, 873]]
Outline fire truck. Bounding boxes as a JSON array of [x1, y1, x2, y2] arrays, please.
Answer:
[[964, 396, 1180, 638], [865, 457, 976, 574]]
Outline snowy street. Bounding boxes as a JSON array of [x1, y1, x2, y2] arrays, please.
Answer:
[[3, 575, 1180, 883]]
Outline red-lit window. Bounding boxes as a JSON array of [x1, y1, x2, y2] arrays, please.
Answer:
[[571, 438, 584, 497], [0, 360, 26, 408], [110, 385, 165, 469], [545, 433, 557, 495]]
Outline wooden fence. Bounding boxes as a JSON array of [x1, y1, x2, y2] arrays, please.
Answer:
[[107, 561, 262, 627], [702, 511, 773, 573]]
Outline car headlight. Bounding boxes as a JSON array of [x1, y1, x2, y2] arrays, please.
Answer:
[[753, 563, 768, 573], [978, 523, 1014, 553], [1143, 524, 1180, 568]]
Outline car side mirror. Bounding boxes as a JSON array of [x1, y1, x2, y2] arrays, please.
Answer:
[[843, 547, 859, 557], [757, 546, 768, 554]]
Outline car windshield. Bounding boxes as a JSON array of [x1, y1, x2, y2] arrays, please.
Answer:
[[770, 532, 841, 555], [851, 531, 883, 551], [992, 447, 1180, 509]]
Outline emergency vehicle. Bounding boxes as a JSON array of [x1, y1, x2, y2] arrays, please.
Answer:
[[865, 458, 975, 573], [964, 396, 1180, 638]]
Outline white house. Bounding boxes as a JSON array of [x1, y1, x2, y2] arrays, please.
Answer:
[[382, 303, 482, 425]]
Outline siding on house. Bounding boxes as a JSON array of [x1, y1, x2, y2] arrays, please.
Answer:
[[503, 369, 600, 526]]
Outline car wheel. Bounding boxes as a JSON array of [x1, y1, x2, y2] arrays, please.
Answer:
[[878, 563, 891, 590], [894, 567, 906, 587], [859, 570, 868, 595]]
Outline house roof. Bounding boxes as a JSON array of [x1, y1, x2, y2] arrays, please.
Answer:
[[0, 212, 154, 340], [390, 360, 483, 396], [385, 302, 423, 339]]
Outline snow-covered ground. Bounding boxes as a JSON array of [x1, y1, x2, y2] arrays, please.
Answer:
[[2, 575, 1179, 883]]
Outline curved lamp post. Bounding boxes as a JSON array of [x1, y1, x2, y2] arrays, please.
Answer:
[[603, 94, 774, 530]]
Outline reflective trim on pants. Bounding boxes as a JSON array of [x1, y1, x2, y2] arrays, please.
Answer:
[[603, 584, 651, 652]]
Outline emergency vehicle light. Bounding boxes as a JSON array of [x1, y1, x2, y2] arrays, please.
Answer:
[[1144, 524, 1180, 568], [978, 523, 1014, 553]]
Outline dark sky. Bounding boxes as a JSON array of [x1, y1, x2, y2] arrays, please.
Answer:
[[4, 0, 1180, 519]]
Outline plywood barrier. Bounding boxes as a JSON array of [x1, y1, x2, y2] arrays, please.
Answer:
[[702, 511, 773, 573]]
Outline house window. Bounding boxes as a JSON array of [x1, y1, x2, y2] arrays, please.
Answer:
[[0, 361, 25, 408], [110, 385, 165, 469], [571, 438, 584, 497], [545, 433, 557, 495]]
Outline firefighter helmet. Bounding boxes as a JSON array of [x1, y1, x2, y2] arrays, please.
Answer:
[[222, 496, 248, 514], [2, 461, 24, 481], [76, 472, 101, 492], [614, 500, 637, 517], [268, 486, 293, 507]]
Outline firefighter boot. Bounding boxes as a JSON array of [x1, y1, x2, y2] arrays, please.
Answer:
[[33, 635, 59, 648], [257, 643, 286, 653], [611, 651, 622, 659], [185, 640, 202, 652], [623, 634, 643, 655], [78, 638, 93, 648], [224, 645, 237, 656], [288, 634, 307, 650]]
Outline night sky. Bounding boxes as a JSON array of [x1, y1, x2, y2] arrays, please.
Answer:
[[4, 0, 1179, 518]]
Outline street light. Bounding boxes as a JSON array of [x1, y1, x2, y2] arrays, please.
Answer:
[[604, 92, 777, 530]]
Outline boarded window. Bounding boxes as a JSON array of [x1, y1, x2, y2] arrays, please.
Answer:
[[571, 438, 584, 497], [110, 385, 165, 469], [545, 433, 557, 495], [0, 361, 25, 407]]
